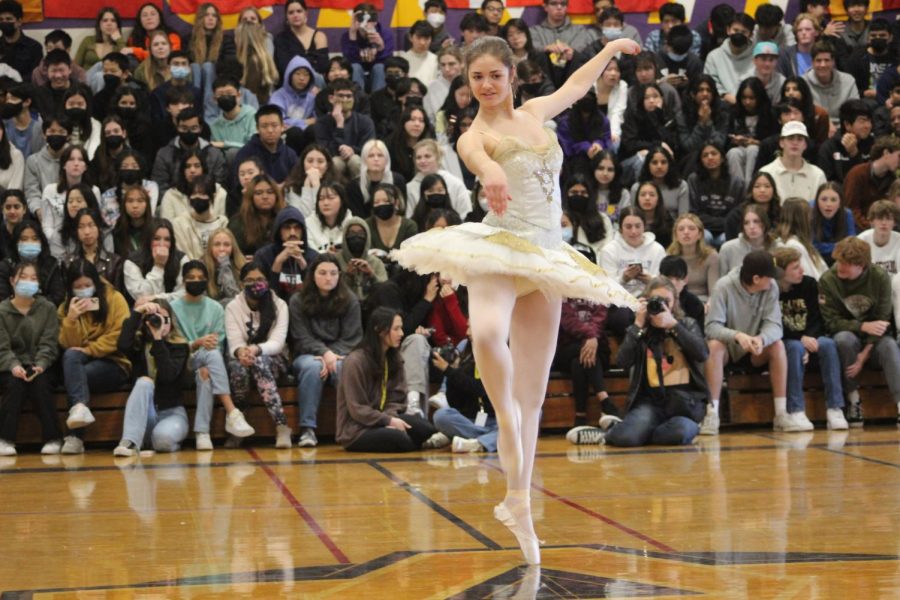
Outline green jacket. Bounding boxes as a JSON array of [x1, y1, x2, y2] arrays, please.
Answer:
[[819, 264, 892, 345], [0, 297, 60, 371]]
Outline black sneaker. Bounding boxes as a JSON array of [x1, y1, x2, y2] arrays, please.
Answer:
[[847, 402, 864, 428], [566, 426, 605, 445]]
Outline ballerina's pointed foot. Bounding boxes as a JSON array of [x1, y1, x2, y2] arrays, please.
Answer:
[[495, 501, 542, 565]]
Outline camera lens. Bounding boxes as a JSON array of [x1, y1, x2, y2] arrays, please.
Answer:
[[145, 314, 162, 328]]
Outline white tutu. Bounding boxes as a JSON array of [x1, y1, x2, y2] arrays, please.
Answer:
[[391, 222, 639, 309]]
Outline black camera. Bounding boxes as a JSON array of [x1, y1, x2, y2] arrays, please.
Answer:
[[144, 314, 171, 329], [437, 343, 459, 364], [646, 295, 667, 315]]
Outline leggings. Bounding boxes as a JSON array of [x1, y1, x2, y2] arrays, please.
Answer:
[[344, 414, 436, 453], [228, 354, 288, 426]]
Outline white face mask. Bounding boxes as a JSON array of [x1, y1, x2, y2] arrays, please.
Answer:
[[478, 195, 489, 212], [426, 13, 445, 27]]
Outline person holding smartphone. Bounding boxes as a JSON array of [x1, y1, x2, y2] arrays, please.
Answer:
[[0, 261, 62, 456], [341, 2, 394, 92], [58, 259, 132, 454]]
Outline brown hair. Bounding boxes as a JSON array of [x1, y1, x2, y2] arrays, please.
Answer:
[[867, 199, 900, 223], [832, 237, 871, 267], [871, 135, 900, 160], [667, 213, 712, 261], [776, 198, 826, 271], [190, 3, 224, 64], [239, 174, 286, 251], [463, 35, 516, 89], [641, 276, 684, 319], [742, 203, 774, 250], [772, 246, 802, 270]]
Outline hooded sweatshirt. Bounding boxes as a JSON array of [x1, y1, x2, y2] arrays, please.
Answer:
[[702, 39, 755, 96], [0, 296, 59, 372], [288, 286, 363, 357], [819, 263, 893, 345], [858, 229, 900, 275], [253, 206, 319, 299], [269, 56, 317, 131], [803, 68, 860, 123], [705, 269, 783, 362], [24, 146, 60, 214], [598, 232, 667, 296], [210, 104, 257, 150], [335, 217, 387, 301]]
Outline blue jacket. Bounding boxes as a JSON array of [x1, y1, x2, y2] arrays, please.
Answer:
[[232, 133, 297, 186]]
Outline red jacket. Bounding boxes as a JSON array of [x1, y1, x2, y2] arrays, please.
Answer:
[[427, 292, 467, 347], [558, 299, 607, 348]]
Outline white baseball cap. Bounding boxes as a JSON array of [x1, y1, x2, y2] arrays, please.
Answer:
[[780, 121, 809, 138]]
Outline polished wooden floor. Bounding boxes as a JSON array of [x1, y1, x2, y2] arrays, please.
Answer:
[[3, 428, 900, 598]]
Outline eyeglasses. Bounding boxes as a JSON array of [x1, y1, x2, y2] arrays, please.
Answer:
[[333, 93, 354, 100]]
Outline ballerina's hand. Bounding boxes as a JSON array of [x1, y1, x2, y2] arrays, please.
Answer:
[[482, 164, 511, 216], [605, 38, 641, 56]]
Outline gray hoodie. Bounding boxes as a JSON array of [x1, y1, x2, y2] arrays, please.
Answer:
[[803, 68, 860, 123], [706, 269, 783, 361], [703, 40, 755, 96], [24, 146, 59, 213]]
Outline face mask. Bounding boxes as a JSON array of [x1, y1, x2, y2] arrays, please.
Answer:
[[0, 102, 21, 119], [602, 27, 624, 41], [190, 196, 211, 214], [74, 286, 95, 299], [561, 226, 573, 243], [65, 108, 87, 122], [385, 74, 401, 89], [179, 130, 199, 146], [373, 204, 395, 220], [870, 38, 888, 52], [425, 193, 448, 207], [216, 95, 237, 112], [185, 280, 208, 296], [105, 134, 124, 150], [567, 195, 589, 212], [117, 106, 137, 120], [729, 33, 749, 48], [0, 23, 17, 37], [170, 65, 190, 80], [103, 74, 121, 89], [346, 234, 367, 257], [244, 280, 269, 300], [119, 169, 142, 185], [666, 51, 688, 62], [46, 134, 67, 151], [14, 280, 39, 298], [17, 241, 41, 259], [426, 13, 445, 27], [340, 98, 355, 112]]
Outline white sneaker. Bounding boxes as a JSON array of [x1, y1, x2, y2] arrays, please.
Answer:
[[422, 431, 451, 449], [565, 426, 605, 445], [598, 414, 623, 431], [428, 391, 449, 411], [827, 408, 849, 430], [225, 408, 255, 437], [195, 433, 213, 451], [405, 392, 424, 418], [791, 412, 814, 432], [773, 412, 797, 432], [275, 424, 292, 449], [297, 428, 318, 447], [61, 435, 84, 454], [451, 436, 483, 453], [41, 439, 62, 455], [66, 403, 95, 429], [699, 411, 720, 436], [0, 439, 16, 456], [113, 441, 136, 457]]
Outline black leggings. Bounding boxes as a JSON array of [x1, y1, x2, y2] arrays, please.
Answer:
[[345, 414, 436, 453], [555, 342, 606, 414], [0, 372, 60, 443]]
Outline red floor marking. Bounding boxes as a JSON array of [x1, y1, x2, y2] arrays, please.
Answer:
[[246, 448, 351, 564], [480, 458, 676, 553]]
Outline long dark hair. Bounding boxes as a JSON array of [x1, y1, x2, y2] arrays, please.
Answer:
[[175, 150, 208, 196], [440, 75, 471, 116], [240, 261, 276, 345], [60, 184, 101, 247], [568, 90, 609, 145], [501, 18, 537, 54], [56, 145, 90, 194], [742, 171, 781, 227], [564, 172, 607, 244], [64, 258, 108, 324], [114, 184, 153, 256], [638, 145, 681, 188], [130, 218, 182, 292], [93, 115, 129, 190], [315, 182, 349, 228], [683, 75, 723, 127], [286, 143, 339, 195], [694, 141, 729, 181], [635, 181, 672, 238], [733, 77, 778, 138], [412, 173, 450, 230], [63, 88, 94, 140], [811, 182, 848, 243], [128, 2, 172, 48], [0, 122, 12, 170], [591, 150, 625, 205], [387, 105, 434, 179], [358, 306, 402, 380], [10, 219, 51, 263], [781, 76, 817, 136], [299, 253, 353, 318], [94, 6, 122, 41]]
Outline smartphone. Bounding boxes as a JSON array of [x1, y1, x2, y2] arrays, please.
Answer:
[[23, 365, 36, 381], [629, 262, 643, 272], [84, 297, 100, 311]]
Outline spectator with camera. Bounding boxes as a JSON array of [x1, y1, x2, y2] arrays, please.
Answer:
[[567, 277, 709, 447], [112, 299, 190, 457], [342, 3, 394, 93], [703, 250, 787, 435], [335, 217, 387, 303]]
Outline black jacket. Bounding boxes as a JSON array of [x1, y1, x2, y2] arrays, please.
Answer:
[[445, 346, 493, 422], [779, 275, 826, 340], [816, 131, 873, 183], [117, 310, 190, 410], [253, 206, 318, 300]]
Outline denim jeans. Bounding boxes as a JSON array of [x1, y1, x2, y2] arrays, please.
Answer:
[[605, 402, 699, 447], [433, 407, 498, 452], [62, 348, 130, 407], [293, 354, 343, 429], [784, 337, 844, 412], [121, 378, 189, 451], [620, 153, 645, 185], [834, 331, 900, 398], [351, 62, 385, 93], [191, 348, 231, 434], [703, 229, 726, 250]]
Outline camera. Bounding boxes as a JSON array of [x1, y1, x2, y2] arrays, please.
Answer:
[[144, 314, 171, 329], [437, 343, 459, 364], [646, 295, 667, 316]]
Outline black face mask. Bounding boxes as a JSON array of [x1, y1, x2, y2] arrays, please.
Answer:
[[346, 234, 367, 257], [119, 169, 142, 185], [216, 95, 237, 113], [870, 38, 888, 53], [729, 33, 749, 48], [65, 108, 87, 123], [0, 102, 21, 119], [117, 106, 137, 120], [185, 280, 208, 296], [0, 23, 17, 37], [46, 134, 67, 151], [385, 74, 401, 89], [373, 204, 395, 220], [567, 195, 589, 212], [424, 193, 448, 208], [103, 74, 121, 90], [179, 130, 199, 146], [105, 135, 124, 150], [190, 196, 211, 214]]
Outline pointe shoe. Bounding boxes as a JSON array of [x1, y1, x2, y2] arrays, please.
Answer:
[[494, 501, 542, 565]]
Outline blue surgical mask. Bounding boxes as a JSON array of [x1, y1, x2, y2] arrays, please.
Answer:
[[666, 51, 688, 62], [74, 286, 95, 299], [561, 226, 573, 243], [14, 280, 39, 298], [602, 27, 624, 41], [170, 66, 190, 80], [17, 242, 41, 259]]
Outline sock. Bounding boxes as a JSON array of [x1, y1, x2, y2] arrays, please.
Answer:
[[710, 399, 720, 414], [774, 397, 787, 416]]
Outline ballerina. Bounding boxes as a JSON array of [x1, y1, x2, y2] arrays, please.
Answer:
[[392, 36, 640, 564]]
